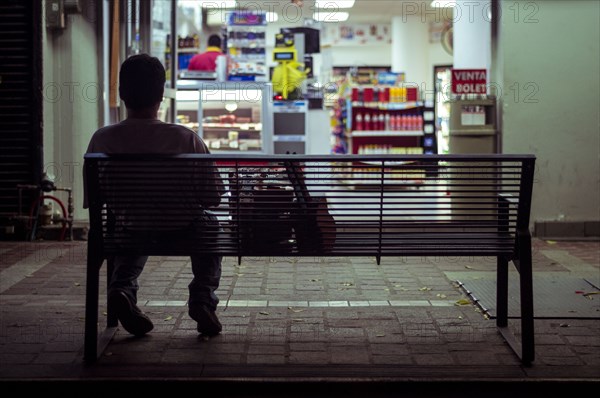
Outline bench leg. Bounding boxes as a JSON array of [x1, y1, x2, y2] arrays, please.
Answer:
[[84, 256, 102, 362], [518, 234, 535, 365], [497, 235, 535, 366], [496, 256, 509, 328], [106, 257, 118, 328]]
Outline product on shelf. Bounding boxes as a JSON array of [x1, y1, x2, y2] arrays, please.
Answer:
[[226, 11, 267, 82]]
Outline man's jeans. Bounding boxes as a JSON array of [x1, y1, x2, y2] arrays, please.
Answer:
[[108, 212, 222, 311]]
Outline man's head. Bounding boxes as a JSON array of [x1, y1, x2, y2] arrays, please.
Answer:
[[208, 34, 221, 48], [119, 54, 166, 111]]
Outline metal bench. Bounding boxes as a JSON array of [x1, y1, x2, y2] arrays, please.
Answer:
[[83, 153, 536, 365]]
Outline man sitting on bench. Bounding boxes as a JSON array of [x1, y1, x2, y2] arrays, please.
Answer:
[[83, 54, 225, 337]]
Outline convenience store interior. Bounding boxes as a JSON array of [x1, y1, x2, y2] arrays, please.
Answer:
[[0, 0, 595, 240]]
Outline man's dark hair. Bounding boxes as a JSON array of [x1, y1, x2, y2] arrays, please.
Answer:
[[208, 34, 221, 48], [119, 54, 166, 110]]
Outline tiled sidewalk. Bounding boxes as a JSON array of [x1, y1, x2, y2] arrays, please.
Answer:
[[0, 239, 599, 388]]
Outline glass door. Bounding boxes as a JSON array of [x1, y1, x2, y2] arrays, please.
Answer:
[[142, 0, 177, 123]]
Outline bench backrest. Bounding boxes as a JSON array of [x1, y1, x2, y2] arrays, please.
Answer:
[[84, 154, 535, 258]]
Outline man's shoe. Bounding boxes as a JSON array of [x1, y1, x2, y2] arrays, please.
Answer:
[[189, 305, 222, 336], [108, 290, 154, 336]]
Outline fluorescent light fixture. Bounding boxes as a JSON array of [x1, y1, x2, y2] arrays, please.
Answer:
[[313, 11, 349, 22], [430, 0, 456, 7], [201, 89, 262, 102], [266, 11, 278, 22], [315, 0, 355, 8], [200, 1, 237, 8]]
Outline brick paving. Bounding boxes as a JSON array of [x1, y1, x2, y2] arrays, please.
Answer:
[[0, 239, 599, 391]]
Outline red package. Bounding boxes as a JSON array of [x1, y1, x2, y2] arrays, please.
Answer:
[[363, 87, 374, 102]]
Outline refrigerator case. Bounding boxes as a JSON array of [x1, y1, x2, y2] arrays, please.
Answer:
[[175, 82, 272, 153]]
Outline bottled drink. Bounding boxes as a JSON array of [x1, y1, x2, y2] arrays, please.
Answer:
[[364, 113, 371, 130], [355, 112, 363, 130]]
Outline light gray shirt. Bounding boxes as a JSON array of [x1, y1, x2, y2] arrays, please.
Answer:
[[83, 118, 225, 229]]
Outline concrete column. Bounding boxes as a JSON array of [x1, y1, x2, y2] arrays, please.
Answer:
[[453, 0, 492, 76], [391, 16, 429, 91]]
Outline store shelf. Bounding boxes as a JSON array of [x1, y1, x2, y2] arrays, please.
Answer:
[[202, 123, 262, 131], [178, 48, 200, 53], [226, 12, 267, 82], [351, 101, 423, 110], [350, 130, 423, 137]]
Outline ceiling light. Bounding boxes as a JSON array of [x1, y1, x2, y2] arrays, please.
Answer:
[[313, 11, 349, 22], [430, 0, 456, 7], [225, 103, 238, 112], [200, 1, 237, 8], [266, 11, 278, 22], [315, 0, 355, 8]]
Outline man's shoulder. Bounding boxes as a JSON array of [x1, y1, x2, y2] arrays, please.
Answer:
[[89, 123, 116, 141], [158, 121, 197, 136]]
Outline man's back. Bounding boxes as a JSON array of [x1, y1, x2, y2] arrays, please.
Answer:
[[87, 118, 204, 154], [84, 119, 224, 225]]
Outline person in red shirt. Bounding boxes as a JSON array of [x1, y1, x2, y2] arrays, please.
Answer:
[[188, 34, 222, 72]]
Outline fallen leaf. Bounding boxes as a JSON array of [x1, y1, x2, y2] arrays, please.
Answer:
[[419, 287, 432, 291], [376, 333, 385, 337], [102, 311, 107, 316], [455, 299, 471, 306], [74, 282, 80, 286], [164, 315, 173, 321], [559, 323, 569, 327], [464, 265, 474, 269], [458, 315, 463, 320], [583, 292, 600, 299], [292, 319, 304, 322], [341, 282, 354, 287], [436, 294, 447, 299], [259, 311, 269, 315], [546, 240, 557, 244]]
